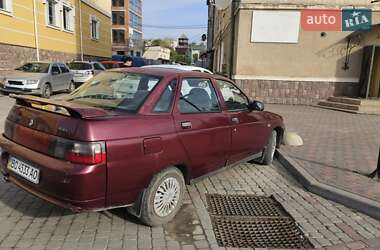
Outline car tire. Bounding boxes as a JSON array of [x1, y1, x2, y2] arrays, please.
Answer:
[[67, 81, 75, 93], [139, 167, 185, 227], [41, 83, 52, 98], [261, 130, 277, 165]]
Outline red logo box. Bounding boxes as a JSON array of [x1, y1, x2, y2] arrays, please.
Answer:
[[301, 9, 342, 31]]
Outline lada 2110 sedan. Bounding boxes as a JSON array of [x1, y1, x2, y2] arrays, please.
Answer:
[[0, 68, 284, 226]]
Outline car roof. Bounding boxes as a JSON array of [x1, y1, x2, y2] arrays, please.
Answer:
[[109, 67, 231, 81], [143, 64, 213, 74], [101, 61, 123, 64]]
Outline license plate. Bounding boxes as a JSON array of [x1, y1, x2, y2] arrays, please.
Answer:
[[7, 156, 40, 184], [74, 73, 83, 77]]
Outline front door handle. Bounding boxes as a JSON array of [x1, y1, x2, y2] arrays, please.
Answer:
[[231, 117, 239, 124], [181, 121, 192, 129]]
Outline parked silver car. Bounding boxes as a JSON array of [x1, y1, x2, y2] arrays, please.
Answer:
[[68, 61, 106, 87], [1, 62, 74, 98]]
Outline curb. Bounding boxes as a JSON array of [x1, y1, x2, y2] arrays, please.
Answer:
[[276, 149, 380, 220]]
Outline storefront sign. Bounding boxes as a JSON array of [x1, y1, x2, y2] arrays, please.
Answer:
[[301, 9, 372, 31]]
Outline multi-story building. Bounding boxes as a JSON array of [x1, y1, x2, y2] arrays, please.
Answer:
[[0, 0, 112, 72], [207, 0, 380, 105], [111, 0, 143, 57]]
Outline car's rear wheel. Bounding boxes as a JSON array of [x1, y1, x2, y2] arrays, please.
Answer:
[[139, 167, 185, 226], [41, 83, 52, 98], [67, 81, 75, 93], [261, 130, 277, 165]]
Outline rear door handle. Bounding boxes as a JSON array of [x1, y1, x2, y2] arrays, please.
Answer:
[[231, 117, 239, 124], [181, 121, 192, 129]]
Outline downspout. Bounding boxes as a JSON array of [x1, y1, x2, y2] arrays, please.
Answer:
[[79, 0, 84, 61], [229, 0, 238, 79], [32, 0, 40, 61]]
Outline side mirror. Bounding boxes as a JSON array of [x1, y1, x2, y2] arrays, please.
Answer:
[[248, 101, 264, 112]]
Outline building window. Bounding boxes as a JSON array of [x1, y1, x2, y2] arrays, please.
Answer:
[[46, 0, 57, 26], [112, 0, 124, 7], [129, 12, 142, 31], [90, 16, 100, 40], [0, 0, 12, 13], [112, 11, 125, 25], [112, 29, 125, 44], [62, 5, 74, 31], [129, 0, 141, 15]]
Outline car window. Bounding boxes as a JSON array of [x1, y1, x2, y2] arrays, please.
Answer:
[[153, 79, 177, 113], [68, 62, 92, 70], [59, 64, 70, 73], [51, 64, 61, 75], [217, 80, 249, 111], [66, 72, 161, 112], [94, 63, 105, 70], [16, 63, 50, 73], [179, 78, 220, 114]]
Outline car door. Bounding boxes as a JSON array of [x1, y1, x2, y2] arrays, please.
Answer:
[[58, 63, 72, 90], [50, 64, 63, 91], [215, 79, 271, 164], [173, 77, 231, 178]]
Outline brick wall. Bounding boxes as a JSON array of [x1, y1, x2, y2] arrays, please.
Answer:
[[235, 79, 359, 105]]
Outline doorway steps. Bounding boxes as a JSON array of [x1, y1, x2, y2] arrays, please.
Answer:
[[317, 97, 380, 114]]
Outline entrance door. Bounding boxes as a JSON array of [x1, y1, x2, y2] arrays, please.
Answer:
[[369, 47, 380, 98], [359, 46, 380, 98]]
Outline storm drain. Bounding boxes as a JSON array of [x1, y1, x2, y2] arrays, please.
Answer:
[[206, 194, 313, 249]]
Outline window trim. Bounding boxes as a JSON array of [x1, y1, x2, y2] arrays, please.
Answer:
[[62, 3, 75, 32], [152, 79, 178, 114], [90, 15, 100, 40], [178, 77, 222, 115], [0, 0, 12, 15], [216, 79, 251, 113]]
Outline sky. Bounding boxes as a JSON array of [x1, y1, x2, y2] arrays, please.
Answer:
[[142, 0, 208, 43]]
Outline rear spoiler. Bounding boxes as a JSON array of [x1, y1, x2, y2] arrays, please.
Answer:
[[10, 94, 110, 119]]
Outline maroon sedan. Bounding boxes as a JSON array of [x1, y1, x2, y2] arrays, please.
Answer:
[[0, 68, 284, 226]]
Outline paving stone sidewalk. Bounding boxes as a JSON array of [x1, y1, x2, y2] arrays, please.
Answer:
[[267, 104, 380, 203], [0, 162, 380, 250]]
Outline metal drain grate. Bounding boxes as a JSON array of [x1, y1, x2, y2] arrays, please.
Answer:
[[206, 194, 287, 217], [206, 194, 313, 249]]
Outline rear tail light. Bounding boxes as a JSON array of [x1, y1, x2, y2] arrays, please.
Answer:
[[85, 70, 94, 75], [50, 138, 106, 165]]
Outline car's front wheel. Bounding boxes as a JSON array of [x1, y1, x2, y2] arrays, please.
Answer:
[[139, 167, 185, 226], [67, 81, 75, 93], [41, 83, 52, 98], [261, 130, 277, 165]]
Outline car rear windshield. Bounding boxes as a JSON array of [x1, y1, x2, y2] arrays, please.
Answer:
[[16, 63, 50, 73], [66, 72, 161, 112], [68, 62, 92, 70]]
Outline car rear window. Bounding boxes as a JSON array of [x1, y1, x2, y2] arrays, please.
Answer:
[[66, 72, 161, 112], [68, 62, 92, 70]]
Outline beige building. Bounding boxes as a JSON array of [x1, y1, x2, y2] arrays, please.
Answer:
[[207, 0, 380, 104], [143, 46, 171, 62]]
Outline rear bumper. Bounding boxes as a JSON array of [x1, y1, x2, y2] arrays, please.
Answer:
[[0, 134, 106, 212]]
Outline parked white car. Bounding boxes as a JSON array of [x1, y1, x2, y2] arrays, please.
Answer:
[[67, 61, 106, 87], [142, 64, 213, 74]]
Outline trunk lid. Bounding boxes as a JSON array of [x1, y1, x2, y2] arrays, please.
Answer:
[[4, 95, 118, 156]]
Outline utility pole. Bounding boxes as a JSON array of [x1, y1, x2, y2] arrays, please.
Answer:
[[32, 0, 40, 61]]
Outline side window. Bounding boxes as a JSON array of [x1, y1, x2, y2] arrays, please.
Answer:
[[153, 79, 177, 113], [59, 64, 69, 73], [94, 63, 105, 70], [179, 78, 220, 114], [217, 80, 249, 111], [51, 64, 61, 75]]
